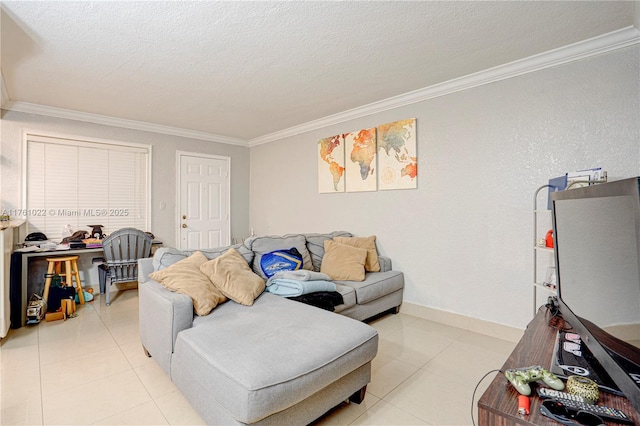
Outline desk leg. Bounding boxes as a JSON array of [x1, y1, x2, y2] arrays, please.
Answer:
[[21, 257, 27, 327]]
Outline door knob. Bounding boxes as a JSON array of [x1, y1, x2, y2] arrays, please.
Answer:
[[182, 224, 187, 228]]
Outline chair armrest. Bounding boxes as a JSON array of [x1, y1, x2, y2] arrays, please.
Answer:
[[378, 256, 392, 272], [138, 279, 194, 377]]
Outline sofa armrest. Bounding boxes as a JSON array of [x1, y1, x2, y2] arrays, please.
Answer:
[[139, 279, 194, 377], [378, 256, 392, 272], [138, 257, 154, 283]]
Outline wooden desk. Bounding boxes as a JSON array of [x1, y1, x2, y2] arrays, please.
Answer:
[[477, 308, 640, 425], [10, 241, 162, 327], [11, 247, 104, 327]]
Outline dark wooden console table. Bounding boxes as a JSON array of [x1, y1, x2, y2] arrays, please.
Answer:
[[477, 308, 640, 425]]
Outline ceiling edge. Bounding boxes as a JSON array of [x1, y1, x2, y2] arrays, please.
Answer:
[[248, 26, 640, 147], [2, 101, 250, 147], [2, 26, 638, 148]]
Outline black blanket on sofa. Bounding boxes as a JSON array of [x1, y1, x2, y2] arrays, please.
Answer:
[[289, 291, 344, 311]]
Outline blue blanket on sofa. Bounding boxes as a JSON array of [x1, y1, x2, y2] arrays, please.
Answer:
[[265, 278, 336, 297]]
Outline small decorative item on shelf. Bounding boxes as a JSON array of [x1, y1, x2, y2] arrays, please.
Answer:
[[545, 229, 554, 248], [543, 267, 557, 289], [0, 214, 9, 228], [88, 225, 105, 239]]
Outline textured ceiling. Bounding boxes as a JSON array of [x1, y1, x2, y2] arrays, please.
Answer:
[[0, 1, 636, 141]]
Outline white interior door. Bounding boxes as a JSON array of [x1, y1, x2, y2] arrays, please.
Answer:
[[177, 152, 230, 250]]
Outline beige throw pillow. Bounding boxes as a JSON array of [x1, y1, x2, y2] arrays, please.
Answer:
[[200, 247, 266, 306], [320, 240, 367, 281], [149, 251, 227, 316], [333, 235, 381, 272]]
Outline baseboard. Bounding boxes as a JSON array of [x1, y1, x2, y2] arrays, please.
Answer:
[[81, 281, 137, 297], [84, 284, 100, 294], [115, 281, 139, 291], [400, 302, 524, 343]]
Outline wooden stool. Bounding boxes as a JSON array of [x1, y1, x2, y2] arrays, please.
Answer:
[[43, 256, 85, 305]]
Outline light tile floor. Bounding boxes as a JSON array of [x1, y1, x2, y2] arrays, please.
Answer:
[[1, 290, 517, 425]]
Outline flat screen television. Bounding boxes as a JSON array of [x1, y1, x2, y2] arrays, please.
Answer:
[[550, 177, 640, 412]]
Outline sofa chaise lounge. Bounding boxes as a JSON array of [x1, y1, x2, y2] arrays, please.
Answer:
[[138, 232, 404, 425]]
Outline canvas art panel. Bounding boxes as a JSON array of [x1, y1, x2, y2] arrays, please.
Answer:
[[345, 127, 377, 192], [317, 134, 345, 193], [377, 118, 417, 190]]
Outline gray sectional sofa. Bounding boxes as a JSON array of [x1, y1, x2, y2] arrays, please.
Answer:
[[138, 231, 404, 425]]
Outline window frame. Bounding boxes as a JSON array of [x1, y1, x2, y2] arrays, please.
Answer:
[[21, 130, 152, 237]]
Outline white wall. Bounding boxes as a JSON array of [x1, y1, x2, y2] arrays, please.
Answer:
[[249, 46, 640, 330], [0, 110, 251, 247]]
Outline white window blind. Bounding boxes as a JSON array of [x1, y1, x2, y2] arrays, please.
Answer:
[[25, 134, 150, 239]]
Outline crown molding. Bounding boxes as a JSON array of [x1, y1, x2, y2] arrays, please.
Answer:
[[3, 100, 249, 146], [2, 26, 638, 148], [248, 26, 640, 146]]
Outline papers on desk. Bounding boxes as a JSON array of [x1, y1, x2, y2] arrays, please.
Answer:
[[14, 243, 71, 252], [14, 245, 40, 252], [14, 241, 106, 253]]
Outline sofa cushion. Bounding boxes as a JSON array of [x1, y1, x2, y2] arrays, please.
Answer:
[[152, 247, 189, 271], [200, 248, 265, 306], [172, 293, 378, 424], [153, 244, 254, 271], [320, 240, 367, 281], [149, 251, 227, 316], [334, 235, 381, 272], [333, 283, 357, 313], [335, 270, 405, 304], [245, 234, 313, 278], [304, 231, 352, 271]]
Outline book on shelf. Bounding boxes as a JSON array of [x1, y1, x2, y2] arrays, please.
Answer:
[[82, 238, 102, 248]]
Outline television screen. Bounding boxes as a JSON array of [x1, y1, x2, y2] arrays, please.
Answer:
[[555, 194, 640, 341], [551, 177, 640, 412]]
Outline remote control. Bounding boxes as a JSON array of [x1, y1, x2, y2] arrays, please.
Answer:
[[548, 396, 633, 424], [537, 387, 588, 403]]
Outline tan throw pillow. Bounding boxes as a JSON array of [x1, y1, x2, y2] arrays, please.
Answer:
[[149, 251, 227, 316], [200, 247, 266, 306], [334, 235, 381, 272], [320, 240, 367, 281]]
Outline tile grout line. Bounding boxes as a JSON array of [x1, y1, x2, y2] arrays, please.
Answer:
[[366, 325, 460, 425], [41, 293, 154, 426], [37, 320, 45, 426], [346, 396, 387, 426], [93, 292, 173, 426]]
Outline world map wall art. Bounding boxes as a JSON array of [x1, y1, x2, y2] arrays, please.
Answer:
[[317, 118, 417, 193]]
